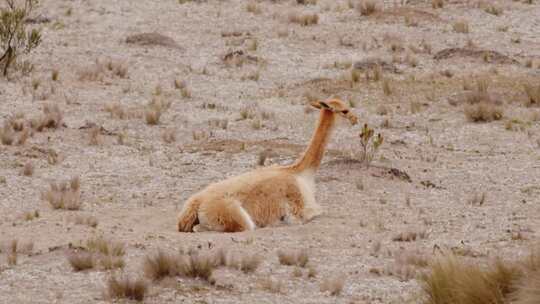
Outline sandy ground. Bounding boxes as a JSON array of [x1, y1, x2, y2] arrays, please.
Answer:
[[1, 0, 540, 303]]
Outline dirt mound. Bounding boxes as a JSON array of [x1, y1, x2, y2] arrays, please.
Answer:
[[125, 32, 179, 48], [434, 48, 518, 64], [353, 58, 401, 74], [373, 7, 442, 23]]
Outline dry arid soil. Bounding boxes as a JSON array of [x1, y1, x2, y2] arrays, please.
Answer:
[[1, 0, 540, 303]]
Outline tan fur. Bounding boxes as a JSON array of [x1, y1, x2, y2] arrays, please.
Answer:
[[177, 99, 357, 232]]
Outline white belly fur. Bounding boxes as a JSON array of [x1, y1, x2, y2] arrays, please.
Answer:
[[295, 170, 322, 221]]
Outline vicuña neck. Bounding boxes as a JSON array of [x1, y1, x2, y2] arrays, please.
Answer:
[[288, 110, 336, 173]]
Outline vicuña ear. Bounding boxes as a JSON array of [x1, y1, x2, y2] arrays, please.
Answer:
[[311, 100, 330, 110], [319, 101, 330, 109], [310, 101, 321, 109]]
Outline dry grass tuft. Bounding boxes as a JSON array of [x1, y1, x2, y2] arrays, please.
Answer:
[[22, 162, 34, 176], [405, 53, 418, 67], [27, 103, 64, 133], [51, 69, 59, 81], [458, 78, 503, 122], [277, 249, 309, 267], [68, 214, 98, 228], [162, 128, 177, 143], [1, 124, 15, 145], [104, 103, 135, 120], [468, 192, 486, 206], [260, 277, 283, 293], [144, 97, 171, 125], [174, 79, 192, 98], [42, 176, 82, 210], [308, 265, 318, 278], [524, 83, 540, 107], [483, 3, 503, 16], [86, 236, 125, 257], [181, 252, 216, 281], [100, 255, 126, 270], [78, 58, 128, 82], [288, 12, 319, 26], [143, 249, 225, 282], [453, 20, 469, 33], [226, 252, 263, 274], [320, 274, 345, 295], [1, 239, 34, 266], [246, 2, 262, 14], [293, 267, 303, 277], [0, 113, 30, 146], [23, 210, 39, 221], [67, 251, 95, 271], [143, 247, 259, 284], [145, 108, 161, 125], [143, 250, 179, 281], [465, 102, 503, 122], [105, 275, 148, 302], [392, 230, 427, 242], [67, 236, 125, 271], [432, 0, 444, 9], [419, 255, 522, 304], [357, 0, 379, 16], [382, 78, 392, 96]]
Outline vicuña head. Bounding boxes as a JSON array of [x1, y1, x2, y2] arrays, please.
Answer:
[[177, 98, 357, 233]]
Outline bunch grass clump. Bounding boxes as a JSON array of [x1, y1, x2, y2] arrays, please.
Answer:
[[42, 176, 81, 210], [419, 249, 540, 304], [277, 249, 309, 267], [105, 275, 148, 302]]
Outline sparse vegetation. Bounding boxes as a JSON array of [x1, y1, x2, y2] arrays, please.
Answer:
[[483, 3, 503, 16], [142, 249, 237, 283], [432, 0, 444, 8], [22, 210, 39, 221], [105, 275, 148, 302], [78, 58, 128, 82], [21, 162, 33, 176], [453, 20, 469, 33], [144, 97, 171, 125], [67, 251, 95, 271], [277, 249, 309, 267], [260, 277, 283, 293], [1, 239, 33, 266], [320, 274, 345, 295], [29, 103, 64, 132], [465, 102, 503, 122], [0, 0, 42, 77], [68, 236, 125, 271], [382, 78, 392, 95], [418, 252, 538, 304], [357, 0, 379, 16], [0, 1, 539, 303], [68, 214, 98, 228], [392, 230, 427, 242], [246, 2, 261, 14], [42, 176, 81, 210], [524, 83, 540, 107], [358, 123, 383, 167], [288, 12, 319, 26]]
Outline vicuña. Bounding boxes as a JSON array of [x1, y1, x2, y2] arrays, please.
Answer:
[[177, 99, 358, 232]]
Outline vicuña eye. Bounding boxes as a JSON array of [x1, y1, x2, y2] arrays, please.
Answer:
[[341, 110, 349, 114]]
